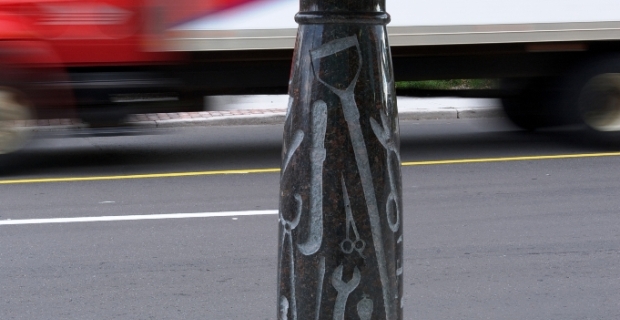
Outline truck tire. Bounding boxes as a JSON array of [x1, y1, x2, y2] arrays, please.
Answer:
[[0, 86, 33, 155], [563, 56, 620, 144], [500, 78, 559, 131], [0, 85, 34, 173]]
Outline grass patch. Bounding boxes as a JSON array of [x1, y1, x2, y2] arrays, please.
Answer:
[[396, 79, 498, 90]]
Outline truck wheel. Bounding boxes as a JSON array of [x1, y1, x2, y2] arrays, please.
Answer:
[[0, 86, 33, 155], [500, 78, 559, 131], [564, 56, 620, 144], [578, 74, 620, 130]]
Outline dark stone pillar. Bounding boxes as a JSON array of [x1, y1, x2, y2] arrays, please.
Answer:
[[278, 0, 403, 319]]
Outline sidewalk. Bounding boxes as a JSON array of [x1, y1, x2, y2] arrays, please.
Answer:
[[27, 95, 503, 131]]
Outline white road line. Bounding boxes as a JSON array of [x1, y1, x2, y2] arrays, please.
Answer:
[[0, 210, 278, 226]]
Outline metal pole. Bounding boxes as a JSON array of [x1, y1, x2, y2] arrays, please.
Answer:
[[278, 0, 402, 319]]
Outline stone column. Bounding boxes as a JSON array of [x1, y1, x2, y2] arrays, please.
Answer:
[[278, 0, 403, 319]]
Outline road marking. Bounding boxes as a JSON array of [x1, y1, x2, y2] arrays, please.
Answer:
[[1, 152, 620, 185], [0, 168, 280, 185], [0, 210, 278, 226], [401, 152, 620, 166]]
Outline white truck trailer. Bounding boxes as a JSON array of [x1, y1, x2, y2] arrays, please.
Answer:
[[166, 0, 620, 140]]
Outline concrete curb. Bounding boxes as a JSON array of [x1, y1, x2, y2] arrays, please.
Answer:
[[393, 107, 503, 121], [147, 107, 503, 127], [22, 108, 503, 132], [152, 113, 287, 128], [21, 97, 504, 131]]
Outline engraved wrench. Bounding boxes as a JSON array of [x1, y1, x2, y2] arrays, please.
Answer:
[[331, 264, 361, 320]]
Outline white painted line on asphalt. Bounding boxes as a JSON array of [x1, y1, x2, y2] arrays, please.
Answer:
[[0, 210, 278, 226]]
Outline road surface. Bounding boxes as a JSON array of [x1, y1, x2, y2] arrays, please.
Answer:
[[1, 119, 619, 319]]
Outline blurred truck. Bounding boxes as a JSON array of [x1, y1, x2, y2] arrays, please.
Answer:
[[2, 0, 620, 157]]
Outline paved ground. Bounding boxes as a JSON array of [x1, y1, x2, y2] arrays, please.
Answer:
[[26, 96, 503, 131], [3, 120, 620, 319]]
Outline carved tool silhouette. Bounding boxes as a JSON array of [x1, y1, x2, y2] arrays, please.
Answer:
[[279, 194, 302, 320], [297, 100, 327, 256], [282, 130, 304, 175], [331, 264, 361, 320], [340, 175, 366, 258], [370, 111, 401, 233], [315, 256, 326, 320], [311, 35, 394, 319], [357, 294, 374, 320]]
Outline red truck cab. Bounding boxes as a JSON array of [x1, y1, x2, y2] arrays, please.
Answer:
[[0, 0, 177, 65]]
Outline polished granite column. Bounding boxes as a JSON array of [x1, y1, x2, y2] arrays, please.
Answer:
[[278, 0, 402, 319]]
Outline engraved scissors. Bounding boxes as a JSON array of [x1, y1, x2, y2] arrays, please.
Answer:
[[340, 176, 366, 258]]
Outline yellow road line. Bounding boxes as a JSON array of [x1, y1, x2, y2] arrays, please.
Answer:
[[2, 152, 620, 185], [0, 168, 280, 185], [402, 151, 620, 166]]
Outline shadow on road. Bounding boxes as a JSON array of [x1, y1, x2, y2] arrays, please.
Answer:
[[2, 119, 619, 178]]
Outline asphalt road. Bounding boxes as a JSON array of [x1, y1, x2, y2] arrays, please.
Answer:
[[1, 118, 619, 319]]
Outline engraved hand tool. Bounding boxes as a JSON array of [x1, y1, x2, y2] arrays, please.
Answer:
[[280, 296, 290, 320], [279, 194, 302, 320], [357, 294, 374, 320], [340, 176, 366, 258], [370, 111, 401, 233], [311, 35, 394, 318], [282, 130, 304, 175], [315, 256, 326, 320], [298, 100, 327, 256], [331, 264, 361, 320]]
